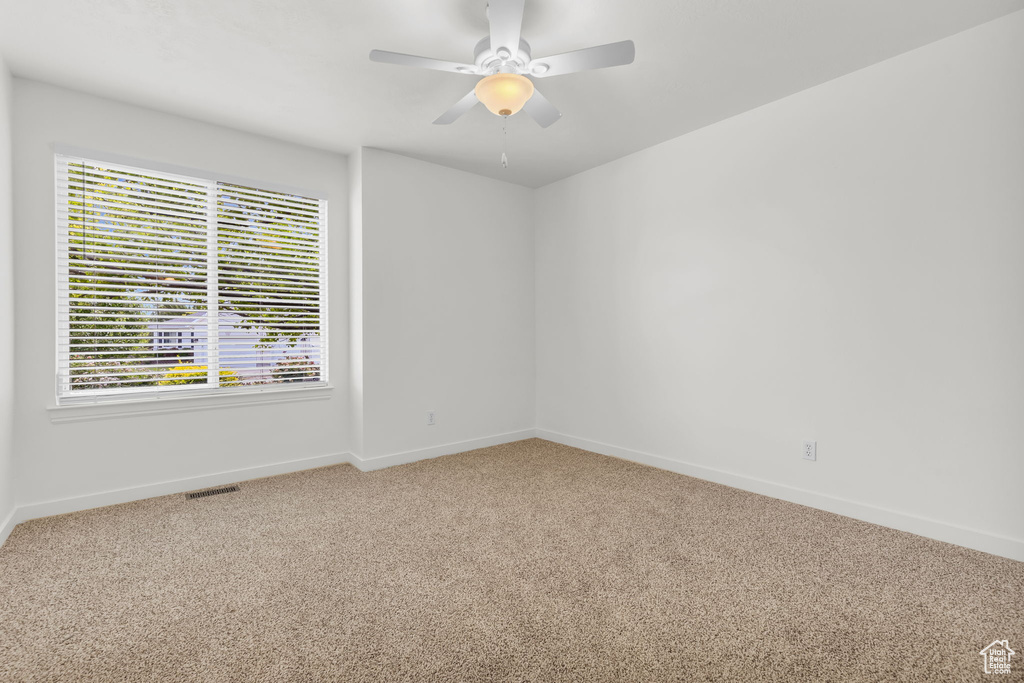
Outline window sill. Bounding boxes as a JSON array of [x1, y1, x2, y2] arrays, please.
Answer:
[[47, 385, 334, 424]]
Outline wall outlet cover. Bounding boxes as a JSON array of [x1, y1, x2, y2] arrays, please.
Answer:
[[803, 441, 817, 461]]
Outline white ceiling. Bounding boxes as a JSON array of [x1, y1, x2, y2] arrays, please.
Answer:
[[2, 0, 1022, 187]]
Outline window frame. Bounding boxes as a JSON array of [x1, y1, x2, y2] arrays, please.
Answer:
[[53, 147, 330, 406]]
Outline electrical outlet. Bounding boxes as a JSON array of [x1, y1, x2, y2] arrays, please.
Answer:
[[426, 410, 436, 426], [802, 441, 816, 461]]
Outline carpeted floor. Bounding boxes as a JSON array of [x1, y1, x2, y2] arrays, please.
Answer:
[[0, 438, 1021, 682]]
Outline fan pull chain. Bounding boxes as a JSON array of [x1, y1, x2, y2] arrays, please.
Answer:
[[501, 115, 509, 169]]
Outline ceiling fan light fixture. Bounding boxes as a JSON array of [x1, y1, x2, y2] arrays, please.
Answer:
[[474, 73, 534, 117]]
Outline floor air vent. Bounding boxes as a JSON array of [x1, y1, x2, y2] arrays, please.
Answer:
[[186, 485, 240, 500]]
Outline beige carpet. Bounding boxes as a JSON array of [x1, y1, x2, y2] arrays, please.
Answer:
[[0, 438, 1021, 682]]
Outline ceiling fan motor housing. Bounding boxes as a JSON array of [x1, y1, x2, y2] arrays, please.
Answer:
[[474, 37, 533, 74]]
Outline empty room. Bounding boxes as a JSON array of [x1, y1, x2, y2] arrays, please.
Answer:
[[1, 0, 1022, 680]]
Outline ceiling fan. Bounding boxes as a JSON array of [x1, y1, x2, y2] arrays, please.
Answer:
[[369, 0, 635, 128]]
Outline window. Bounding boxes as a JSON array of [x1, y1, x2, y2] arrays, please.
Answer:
[[56, 153, 327, 403]]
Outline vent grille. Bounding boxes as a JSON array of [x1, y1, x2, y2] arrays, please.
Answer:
[[187, 485, 240, 500]]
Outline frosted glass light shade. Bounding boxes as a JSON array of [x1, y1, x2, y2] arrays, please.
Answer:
[[474, 73, 535, 117]]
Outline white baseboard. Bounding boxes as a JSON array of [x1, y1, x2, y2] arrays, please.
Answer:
[[1, 430, 537, 548], [0, 506, 17, 549], [536, 429, 1024, 563], [350, 429, 537, 472], [12, 451, 352, 529]]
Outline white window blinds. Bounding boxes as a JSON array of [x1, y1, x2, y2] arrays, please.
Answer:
[[56, 154, 327, 403]]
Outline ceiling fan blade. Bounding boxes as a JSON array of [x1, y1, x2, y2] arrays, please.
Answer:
[[528, 40, 635, 78], [433, 90, 480, 125], [522, 88, 561, 128], [488, 0, 526, 60], [370, 49, 478, 74]]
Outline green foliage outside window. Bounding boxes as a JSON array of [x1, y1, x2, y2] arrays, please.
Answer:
[[157, 365, 241, 386], [272, 356, 320, 383]]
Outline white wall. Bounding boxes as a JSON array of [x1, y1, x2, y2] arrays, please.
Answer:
[[357, 148, 535, 461], [11, 80, 350, 509], [535, 13, 1024, 557], [0, 55, 15, 539], [348, 149, 364, 458]]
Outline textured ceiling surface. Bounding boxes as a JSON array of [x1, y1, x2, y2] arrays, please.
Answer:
[[1, 0, 1022, 187]]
